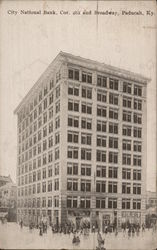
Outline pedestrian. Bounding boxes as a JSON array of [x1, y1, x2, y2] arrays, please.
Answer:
[[97, 230, 105, 250]]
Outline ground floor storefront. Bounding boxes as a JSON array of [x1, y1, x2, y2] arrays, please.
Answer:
[[17, 208, 146, 230]]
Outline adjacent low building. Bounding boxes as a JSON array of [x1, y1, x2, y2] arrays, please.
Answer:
[[0, 178, 17, 221], [14, 52, 149, 229]]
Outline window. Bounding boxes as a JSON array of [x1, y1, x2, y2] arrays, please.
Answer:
[[55, 148, 59, 160], [43, 112, 47, 124], [49, 92, 53, 105], [123, 126, 131, 137], [81, 164, 91, 176], [67, 147, 78, 159], [54, 196, 59, 208], [55, 117, 60, 129], [133, 183, 141, 194], [133, 155, 141, 166], [55, 132, 60, 144], [108, 198, 117, 209], [43, 126, 47, 137], [109, 93, 118, 105], [44, 85, 48, 96], [109, 137, 118, 149], [81, 118, 92, 130], [122, 168, 131, 180], [97, 91, 107, 103], [49, 107, 53, 119], [48, 197, 52, 207], [68, 131, 79, 143], [55, 101, 60, 114], [68, 68, 79, 81], [43, 98, 47, 110], [97, 121, 106, 132], [123, 169, 132, 180], [133, 199, 141, 209], [96, 181, 106, 193], [54, 179, 59, 190], [49, 121, 53, 133], [68, 100, 79, 112], [108, 167, 118, 178], [123, 97, 132, 108], [56, 86, 60, 99], [48, 181, 52, 192], [48, 136, 53, 148], [96, 198, 105, 209], [81, 148, 92, 161], [67, 196, 78, 208], [134, 127, 142, 138], [81, 179, 91, 192], [123, 111, 132, 122], [82, 87, 92, 99], [39, 91, 42, 102], [50, 79, 54, 90], [48, 166, 52, 177], [134, 85, 142, 97], [109, 123, 118, 134], [97, 135, 106, 147], [134, 113, 142, 124], [134, 99, 142, 110], [109, 79, 118, 90], [68, 84, 79, 96], [68, 116, 79, 128], [122, 182, 131, 194], [123, 82, 132, 94], [109, 109, 118, 120], [43, 154, 47, 165], [80, 197, 91, 208], [82, 103, 92, 114], [122, 199, 131, 209], [48, 150, 53, 163], [123, 140, 131, 151], [133, 170, 141, 180], [109, 152, 118, 163], [67, 179, 78, 191], [38, 117, 42, 128], [67, 163, 78, 175], [43, 140, 47, 151], [55, 163, 59, 175], [97, 75, 107, 88], [122, 154, 131, 165], [97, 106, 106, 117], [42, 182, 46, 193], [96, 165, 106, 177], [108, 182, 117, 193], [133, 141, 142, 152], [96, 150, 106, 162], [82, 72, 92, 84], [81, 133, 92, 145]]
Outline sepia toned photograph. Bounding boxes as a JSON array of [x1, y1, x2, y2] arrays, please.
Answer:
[[0, 0, 156, 249]]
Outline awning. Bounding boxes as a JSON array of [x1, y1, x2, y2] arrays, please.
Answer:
[[0, 212, 8, 218]]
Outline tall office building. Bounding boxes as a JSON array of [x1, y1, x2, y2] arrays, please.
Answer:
[[14, 52, 148, 229]]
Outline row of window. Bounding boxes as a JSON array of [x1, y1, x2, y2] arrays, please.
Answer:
[[17, 196, 141, 210], [67, 179, 141, 194], [68, 69, 143, 97], [67, 196, 141, 210], [68, 100, 142, 124], [18, 179, 59, 196], [18, 86, 60, 128], [68, 85, 142, 111]]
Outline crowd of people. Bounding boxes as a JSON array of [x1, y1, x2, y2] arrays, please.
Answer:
[[17, 219, 157, 250]]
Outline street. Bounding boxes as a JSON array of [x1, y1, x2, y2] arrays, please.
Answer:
[[0, 222, 156, 249]]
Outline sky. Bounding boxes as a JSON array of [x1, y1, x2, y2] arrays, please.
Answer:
[[0, 0, 156, 191]]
